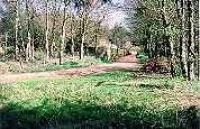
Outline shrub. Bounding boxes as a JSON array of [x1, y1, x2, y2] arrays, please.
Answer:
[[145, 58, 157, 73], [34, 51, 45, 61], [145, 57, 171, 74], [3, 46, 15, 60], [0, 62, 9, 74], [137, 52, 149, 64]]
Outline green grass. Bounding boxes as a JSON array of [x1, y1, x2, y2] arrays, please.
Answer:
[[6, 61, 85, 73], [29, 61, 84, 72], [1, 72, 200, 129], [5, 56, 106, 73]]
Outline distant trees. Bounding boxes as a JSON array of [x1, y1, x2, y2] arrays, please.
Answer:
[[109, 26, 130, 55], [0, 0, 111, 63]]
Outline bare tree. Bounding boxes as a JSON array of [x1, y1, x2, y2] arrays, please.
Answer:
[[59, 0, 67, 64]]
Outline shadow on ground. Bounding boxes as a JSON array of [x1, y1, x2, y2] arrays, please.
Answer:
[[1, 99, 200, 129], [138, 83, 174, 90]]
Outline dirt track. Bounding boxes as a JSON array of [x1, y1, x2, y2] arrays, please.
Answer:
[[0, 63, 143, 83]]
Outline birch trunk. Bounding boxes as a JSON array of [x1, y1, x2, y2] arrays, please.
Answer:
[[80, 11, 85, 60], [187, 0, 195, 80], [169, 37, 175, 77], [182, 0, 188, 78]]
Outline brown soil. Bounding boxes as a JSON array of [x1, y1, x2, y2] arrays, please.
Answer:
[[0, 63, 143, 83]]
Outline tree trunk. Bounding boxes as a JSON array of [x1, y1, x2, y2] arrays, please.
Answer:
[[30, 6, 35, 60], [154, 39, 158, 57], [198, 0, 200, 81], [187, 0, 195, 80], [50, 0, 56, 58], [45, 0, 49, 62], [59, 0, 67, 65], [94, 22, 101, 57], [70, 11, 75, 61], [161, 0, 167, 58], [80, 32, 85, 60], [5, 32, 8, 47], [80, 10, 85, 60], [107, 41, 111, 61], [15, 0, 19, 60], [162, 0, 175, 77], [31, 41, 34, 59], [181, 0, 188, 78], [25, 0, 31, 62], [177, 0, 187, 77], [169, 36, 175, 77], [26, 41, 31, 62]]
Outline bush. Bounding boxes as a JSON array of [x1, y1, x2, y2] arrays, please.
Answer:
[[79, 56, 106, 65], [137, 52, 149, 64], [145, 57, 171, 74], [34, 51, 45, 61], [0, 62, 9, 74], [174, 64, 182, 76], [100, 56, 110, 63], [3, 46, 15, 60]]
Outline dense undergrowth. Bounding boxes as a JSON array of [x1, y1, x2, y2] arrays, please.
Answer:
[[1, 72, 200, 129]]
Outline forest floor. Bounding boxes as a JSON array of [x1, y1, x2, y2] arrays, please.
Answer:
[[2, 56, 200, 128], [1, 71, 200, 129], [0, 63, 143, 83]]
